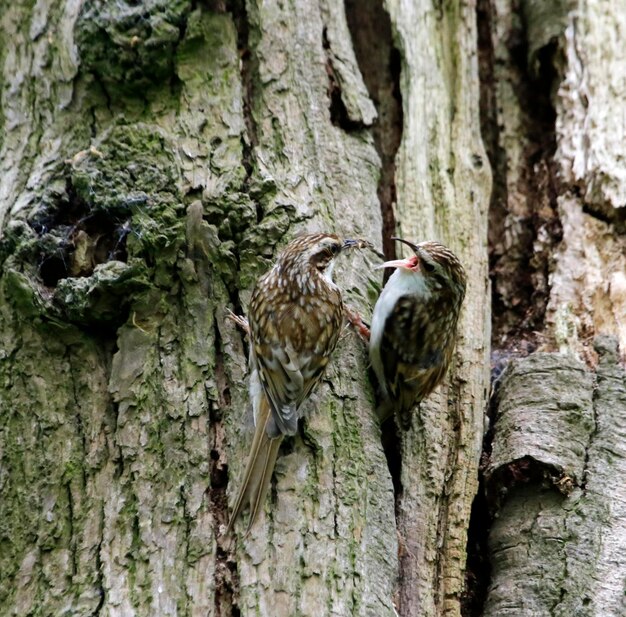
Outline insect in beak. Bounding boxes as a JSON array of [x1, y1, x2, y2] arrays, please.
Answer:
[[342, 238, 372, 250]]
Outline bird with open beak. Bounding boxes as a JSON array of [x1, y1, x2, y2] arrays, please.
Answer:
[[369, 238, 467, 428]]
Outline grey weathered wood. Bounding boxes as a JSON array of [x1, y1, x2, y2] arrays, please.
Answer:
[[556, 4, 626, 213], [484, 339, 626, 617], [383, 1, 492, 615], [484, 0, 626, 614], [486, 353, 594, 485]]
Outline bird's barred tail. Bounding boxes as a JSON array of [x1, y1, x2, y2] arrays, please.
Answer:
[[227, 395, 282, 534]]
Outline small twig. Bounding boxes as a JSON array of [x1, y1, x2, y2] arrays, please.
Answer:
[[131, 311, 150, 334]]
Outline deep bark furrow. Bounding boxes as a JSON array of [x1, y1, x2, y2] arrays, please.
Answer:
[[384, 1, 491, 614], [483, 0, 562, 352], [211, 318, 237, 617], [16, 1, 624, 616], [344, 0, 402, 264], [476, 4, 626, 614]]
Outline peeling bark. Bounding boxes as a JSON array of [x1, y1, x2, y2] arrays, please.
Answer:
[[16, 0, 626, 615], [477, 1, 626, 616], [484, 339, 626, 617]]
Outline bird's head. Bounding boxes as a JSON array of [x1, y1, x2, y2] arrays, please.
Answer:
[[278, 233, 361, 283], [380, 238, 467, 298]]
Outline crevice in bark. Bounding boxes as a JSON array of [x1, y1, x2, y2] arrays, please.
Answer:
[[582, 202, 626, 234], [480, 0, 563, 358], [92, 72, 113, 117], [580, 378, 599, 493], [344, 0, 404, 512], [344, 0, 402, 264], [477, 0, 503, 254], [459, 109, 506, 612], [66, 481, 77, 577], [474, 11, 567, 603], [461, 476, 491, 617], [128, 492, 141, 599], [487, 456, 570, 508], [68, 352, 90, 485], [380, 418, 403, 512], [210, 318, 238, 617], [463, 369, 499, 617], [179, 482, 193, 611], [111, 400, 125, 481], [30, 178, 130, 287], [229, 0, 257, 180], [38, 253, 69, 289], [223, 0, 270, 274], [580, 340, 606, 492], [479, 0, 574, 505], [94, 502, 106, 615], [322, 28, 365, 132]]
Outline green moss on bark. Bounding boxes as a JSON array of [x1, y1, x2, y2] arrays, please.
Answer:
[[76, 0, 193, 94]]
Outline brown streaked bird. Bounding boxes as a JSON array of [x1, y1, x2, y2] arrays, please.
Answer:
[[228, 233, 360, 532], [369, 238, 467, 428]]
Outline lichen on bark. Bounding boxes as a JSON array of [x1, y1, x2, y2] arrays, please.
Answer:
[[478, 1, 626, 616], [0, 1, 399, 615]]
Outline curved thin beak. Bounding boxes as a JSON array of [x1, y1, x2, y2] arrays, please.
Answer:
[[376, 236, 420, 269], [391, 236, 419, 251], [376, 258, 415, 270]]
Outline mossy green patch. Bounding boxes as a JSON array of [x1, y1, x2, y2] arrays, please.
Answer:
[[76, 0, 193, 95], [1, 122, 192, 331], [2, 269, 44, 319], [55, 261, 150, 325]]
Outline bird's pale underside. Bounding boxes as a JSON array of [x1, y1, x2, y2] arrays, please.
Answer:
[[369, 238, 467, 428]]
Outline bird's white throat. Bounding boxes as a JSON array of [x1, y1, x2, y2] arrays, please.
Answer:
[[374, 268, 430, 319], [369, 268, 430, 392]]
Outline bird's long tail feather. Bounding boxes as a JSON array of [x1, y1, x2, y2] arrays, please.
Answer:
[[227, 395, 283, 534]]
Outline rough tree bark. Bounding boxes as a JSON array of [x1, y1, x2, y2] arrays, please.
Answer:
[[478, 1, 626, 616], [1, 1, 622, 617]]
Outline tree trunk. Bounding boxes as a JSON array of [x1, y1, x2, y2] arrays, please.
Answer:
[[478, 0, 626, 616], [1, 1, 622, 617]]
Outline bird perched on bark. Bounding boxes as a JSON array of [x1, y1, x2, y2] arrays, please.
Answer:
[[228, 233, 361, 532], [369, 238, 467, 428]]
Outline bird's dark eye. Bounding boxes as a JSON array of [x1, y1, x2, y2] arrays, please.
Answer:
[[422, 260, 436, 273], [312, 241, 340, 271], [315, 254, 331, 271]]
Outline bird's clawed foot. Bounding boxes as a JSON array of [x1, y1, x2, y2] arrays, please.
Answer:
[[344, 305, 371, 342], [226, 309, 250, 336]]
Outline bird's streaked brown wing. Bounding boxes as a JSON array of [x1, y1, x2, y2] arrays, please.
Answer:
[[379, 294, 443, 407], [251, 288, 344, 437]]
